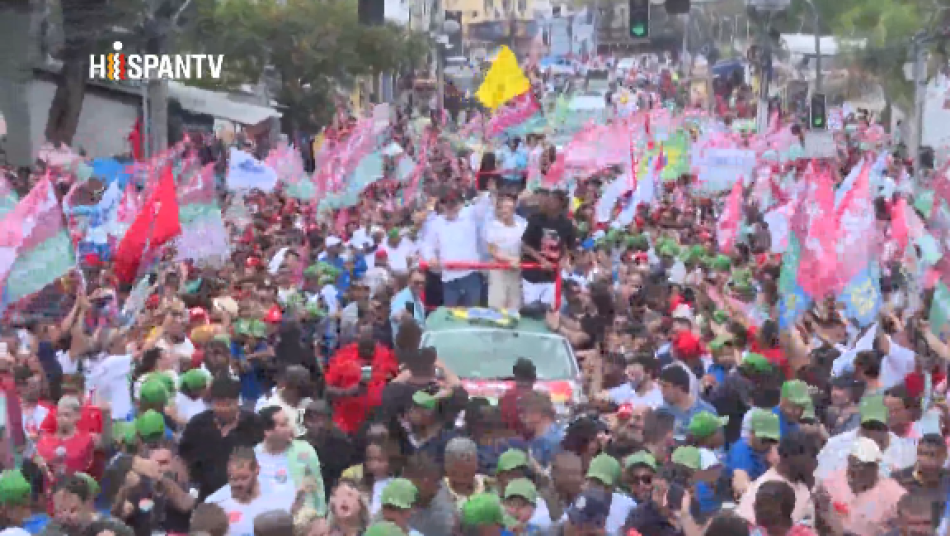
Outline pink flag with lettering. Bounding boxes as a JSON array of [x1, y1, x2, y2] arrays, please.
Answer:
[[832, 160, 874, 291]]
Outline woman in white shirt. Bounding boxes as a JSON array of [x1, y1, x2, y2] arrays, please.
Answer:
[[484, 194, 527, 310]]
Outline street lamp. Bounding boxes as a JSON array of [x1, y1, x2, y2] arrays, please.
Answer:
[[801, 0, 821, 92]]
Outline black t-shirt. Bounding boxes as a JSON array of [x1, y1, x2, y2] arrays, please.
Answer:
[[521, 213, 576, 284]]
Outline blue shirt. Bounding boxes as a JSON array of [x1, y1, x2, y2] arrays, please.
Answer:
[[390, 286, 425, 340], [231, 340, 268, 402], [658, 398, 718, 441], [773, 406, 800, 438], [725, 438, 769, 482], [529, 422, 565, 467]]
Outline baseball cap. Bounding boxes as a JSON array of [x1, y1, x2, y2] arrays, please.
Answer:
[[749, 408, 781, 441], [75, 472, 100, 496], [850, 436, 884, 463], [504, 478, 537, 505], [412, 390, 438, 410], [139, 380, 169, 406], [135, 409, 166, 441], [671, 446, 702, 470], [380, 478, 418, 510], [687, 411, 729, 439], [741, 353, 772, 374], [859, 395, 889, 425], [364, 521, 406, 536], [623, 451, 658, 471], [708, 333, 734, 351], [586, 454, 621, 487], [496, 449, 529, 473], [144, 372, 176, 395], [781, 380, 812, 407], [461, 493, 506, 527], [0, 470, 31, 505], [113, 421, 137, 445], [325, 236, 342, 248], [179, 369, 208, 391], [566, 487, 610, 528]]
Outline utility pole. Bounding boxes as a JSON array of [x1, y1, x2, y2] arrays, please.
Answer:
[[802, 0, 820, 91], [432, 0, 445, 115], [911, 33, 927, 181]]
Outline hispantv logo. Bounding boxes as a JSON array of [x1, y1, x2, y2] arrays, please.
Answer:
[[89, 41, 225, 81]]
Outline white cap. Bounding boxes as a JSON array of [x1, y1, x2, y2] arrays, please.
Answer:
[[850, 437, 883, 464], [325, 236, 342, 248], [671, 303, 693, 323]]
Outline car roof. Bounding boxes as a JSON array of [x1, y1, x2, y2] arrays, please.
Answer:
[[424, 307, 554, 335]]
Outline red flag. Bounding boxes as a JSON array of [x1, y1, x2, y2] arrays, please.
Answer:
[[113, 165, 182, 283], [717, 177, 743, 255]]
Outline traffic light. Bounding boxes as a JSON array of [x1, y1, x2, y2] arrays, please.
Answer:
[[358, 0, 384, 25], [809, 92, 827, 130], [629, 0, 650, 38]]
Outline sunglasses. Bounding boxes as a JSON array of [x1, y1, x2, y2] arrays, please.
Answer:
[[629, 475, 653, 485]]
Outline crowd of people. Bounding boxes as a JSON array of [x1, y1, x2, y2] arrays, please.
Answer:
[[0, 51, 945, 536]]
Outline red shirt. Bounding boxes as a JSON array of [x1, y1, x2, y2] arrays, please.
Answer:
[[39, 402, 103, 436], [747, 326, 790, 378], [500, 386, 533, 439], [325, 343, 398, 434], [36, 431, 95, 474]]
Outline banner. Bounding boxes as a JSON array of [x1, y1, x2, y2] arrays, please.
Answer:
[[227, 148, 278, 192], [692, 148, 756, 193]]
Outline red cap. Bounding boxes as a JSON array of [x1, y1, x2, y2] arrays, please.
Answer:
[[617, 404, 633, 420], [246, 257, 261, 268], [264, 305, 282, 324], [189, 307, 208, 323], [84, 253, 103, 267], [375, 249, 388, 259], [673, 331, 704, 360], [146, 294, 160, 309]]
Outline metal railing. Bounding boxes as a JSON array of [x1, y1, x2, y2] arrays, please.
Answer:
[[419, 260, 563, 310]]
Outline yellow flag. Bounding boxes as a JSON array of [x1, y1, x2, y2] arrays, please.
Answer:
[[476, 46, 531, 111]]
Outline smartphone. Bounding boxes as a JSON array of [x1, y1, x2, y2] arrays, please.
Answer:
[[405, 302, 416, 316], [361, 366, 373, 382]]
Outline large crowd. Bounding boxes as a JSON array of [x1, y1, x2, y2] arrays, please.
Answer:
[[0, 52, 943, 536]]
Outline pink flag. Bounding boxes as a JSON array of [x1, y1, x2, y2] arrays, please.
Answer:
[[716, 177, 743, 254], [796, 169, 838, 298], [487, 93, 540, 137], [0, 177, 66, 287], [831, 160, 874, 291], [891, 197, 909, 252]]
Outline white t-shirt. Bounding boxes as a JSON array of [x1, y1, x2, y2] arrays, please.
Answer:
[[57, 350, 79, 375], [606, 492, 637, 535], [210, 490, 297, 536], [86, 354, 134, 421], [382, 238, 418, 274], [606, 383, 664, 408], [21, 404, 50, 456], [0, 528, 31, 536], [484, 218, 526, 258], [255, 449, 297, 498], [158, 337, 196, 361], [174, 392, 208, 423]]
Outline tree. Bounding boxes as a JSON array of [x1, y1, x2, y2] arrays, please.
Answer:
[[180, 0, 427, 130]]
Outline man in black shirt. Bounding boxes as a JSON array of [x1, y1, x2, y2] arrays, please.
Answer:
[[178, 377, 264, 500], [521, 188, 575, 307]]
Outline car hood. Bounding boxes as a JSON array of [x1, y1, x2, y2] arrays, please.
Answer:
[[461, 379, 575, 404]]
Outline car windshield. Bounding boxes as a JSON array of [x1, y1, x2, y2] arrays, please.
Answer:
[[424, 330, 576, 380]]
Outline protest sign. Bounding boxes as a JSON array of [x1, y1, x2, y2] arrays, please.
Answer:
[[227, 148, 278, 192], [692, 148, 756, 193]]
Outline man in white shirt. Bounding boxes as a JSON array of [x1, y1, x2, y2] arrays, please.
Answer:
[[605, 354, 664, 409], [381, 228, 418, 276], [205, 447, 298, 536], [484, 193, 527, 310], [422, 192, 491, 307]]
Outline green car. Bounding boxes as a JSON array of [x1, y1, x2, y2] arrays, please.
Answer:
[[420, 307, 583, 417]]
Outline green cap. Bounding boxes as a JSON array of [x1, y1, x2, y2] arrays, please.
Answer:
[[860, 395, 889, 425], [586, 453, 621, 487], [412, 390, 437, 410], [659, 242, 680, 258], [749, 408, 781, 441], [712, 310, 729, 324], [623, 451, 658, 471], [179, 369, 208, 391], [380, 478, 418, 510], [741, 353, 772, 374], [802, 399, 816, 421], [75, 472, 100, 496], [304, 265, 320, 278], [496, 449, 529, 473], [144, 372, 176, 395], [709, 333, 734, 351], [781, 380, 812, 407], [135, 409, 166, 441], [212, 333, 232, 346], [0, 470, 31, 505], [139, 380, 169, 406], [503, 478, 537, 505], [671, 446, 702, 470], [364, 521, 406, 536], [387, 228, 401, 239], [461, 493, 506, 527], [113, 421, 137, 445], [687, 411, 729, 439], [712, 254, 732, 272]]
